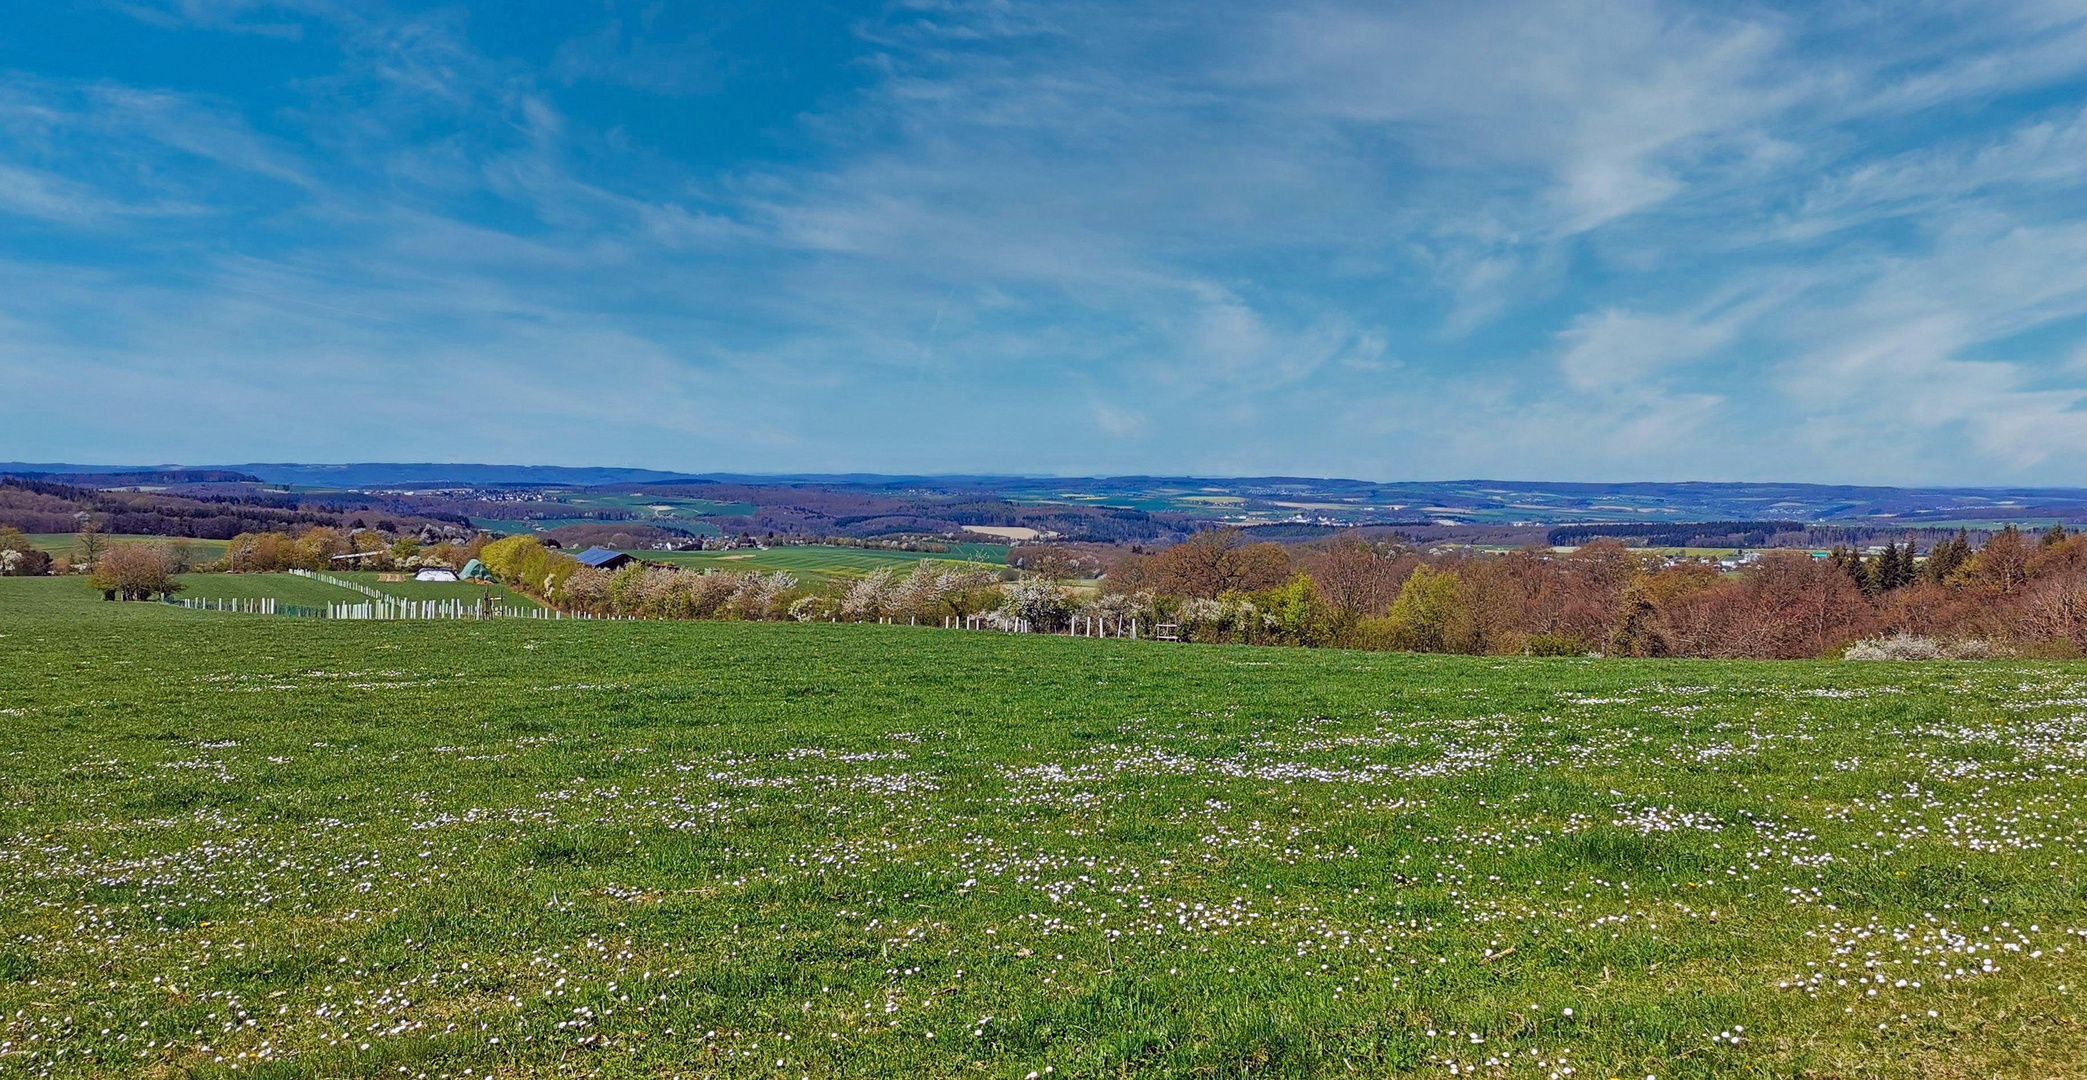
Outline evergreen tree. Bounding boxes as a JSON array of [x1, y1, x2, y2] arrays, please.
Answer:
[[2044, 523, 2069, 548], [1884, 540, 1913, 591], [1924, 530, 1971, 584], [1872, 544, 1894, 593], [1829, 545, 1872, 594]]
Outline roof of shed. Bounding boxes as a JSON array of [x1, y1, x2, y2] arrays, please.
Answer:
[[572, 546, 630, 567]]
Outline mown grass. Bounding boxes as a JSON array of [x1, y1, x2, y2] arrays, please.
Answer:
[[4, 576, 2087, 1078]]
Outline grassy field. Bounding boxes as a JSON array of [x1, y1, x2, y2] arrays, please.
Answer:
[[169, 572, 366, 606], [20, 534, 231, 560], [331, 571, 542, 609], [478, 518, 727, 538], [5, 577, 2087, 1078], [560, 492, 757, 520], [634, 543, 1007, 580], [166, 573, 542, 611]]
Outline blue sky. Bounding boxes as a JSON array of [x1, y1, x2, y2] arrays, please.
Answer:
[[5, 1, 2087, 483]]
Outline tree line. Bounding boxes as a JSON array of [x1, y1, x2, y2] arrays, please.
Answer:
[[44, 517, 2087, 659], [1081, 525, 2087, 658]]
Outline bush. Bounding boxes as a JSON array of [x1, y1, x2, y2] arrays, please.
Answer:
[[1258, 574, 1331, 647], [0, 528, 51, 576], [1381, 566, 1476, 653], [1842, 634, 1997, 660], [999, 577, 1073, 632], [1523, 632, 1592, 657], [88, 543, 182, 600]]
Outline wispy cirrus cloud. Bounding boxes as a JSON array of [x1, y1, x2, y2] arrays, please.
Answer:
[[3, 0, 2087, 481]]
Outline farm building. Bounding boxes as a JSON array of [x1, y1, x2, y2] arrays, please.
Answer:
[[414, 567, 460, 582], [572, 547, 635, 571]]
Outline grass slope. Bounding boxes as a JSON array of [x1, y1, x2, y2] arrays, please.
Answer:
[[170, 572, 368, 606], [20, 534, 231, 559], [633, 543, 1006, 580], [332, 570, 541, 609], [3, 576, 2087, 1077]]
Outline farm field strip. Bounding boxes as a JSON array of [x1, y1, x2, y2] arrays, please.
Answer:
[[4, 577, 2087, 1077]]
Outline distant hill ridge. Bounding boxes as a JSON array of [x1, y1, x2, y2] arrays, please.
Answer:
[[11, 463, 2087, 525], [0, 468, 261, 486], [0, 462, 704, 488]]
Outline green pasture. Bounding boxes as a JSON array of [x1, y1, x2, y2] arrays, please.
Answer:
[[78, 570, 542, 611], [559, 492, 757, 519], [633, 543, 1006, 580], [478, 517, 726, 537], [332, 570, 542, 609], [167, 572, 365, 606], [6, 577, 2087, 1077], [19, 533, 231, 560], [472, 490, 755, 537]]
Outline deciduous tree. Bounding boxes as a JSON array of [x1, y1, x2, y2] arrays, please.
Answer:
[[88, 543, 181, 601]]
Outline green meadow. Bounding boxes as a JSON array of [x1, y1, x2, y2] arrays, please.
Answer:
[[158, 572, 541, 611], [20, 534, 231, 560], [331, 571, 543, 609], [168, 572, 366, 607], [632, 543, 1007, 581], [4, 576, 2087, 1077]]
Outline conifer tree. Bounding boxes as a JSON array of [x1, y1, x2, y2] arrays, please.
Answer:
[[1924, 530, 1971, 583], [2043, 523, 2069, 548], [1829, 545, 1872, 594], [1884, 540, 1912, 591], [1863, 546, 1891, 596]]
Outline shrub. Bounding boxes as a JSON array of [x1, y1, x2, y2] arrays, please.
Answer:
[[88, 543, 182, 600], [1842, 634, 1998, 660], [1382, 566, 1475, 653], [1523, 632, 1592, 657], [999, 577, 1073, 632], [0, 528, 51, 576]]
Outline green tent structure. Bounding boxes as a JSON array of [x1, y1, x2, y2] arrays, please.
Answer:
[[459, 558, 490, 581]]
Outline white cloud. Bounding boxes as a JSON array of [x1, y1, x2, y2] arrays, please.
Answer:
[[1093, 404, 1146, 437], [9, 0, 2087, 481], [551, 21, 728, 97], [1556, 308, 1738, 390]]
